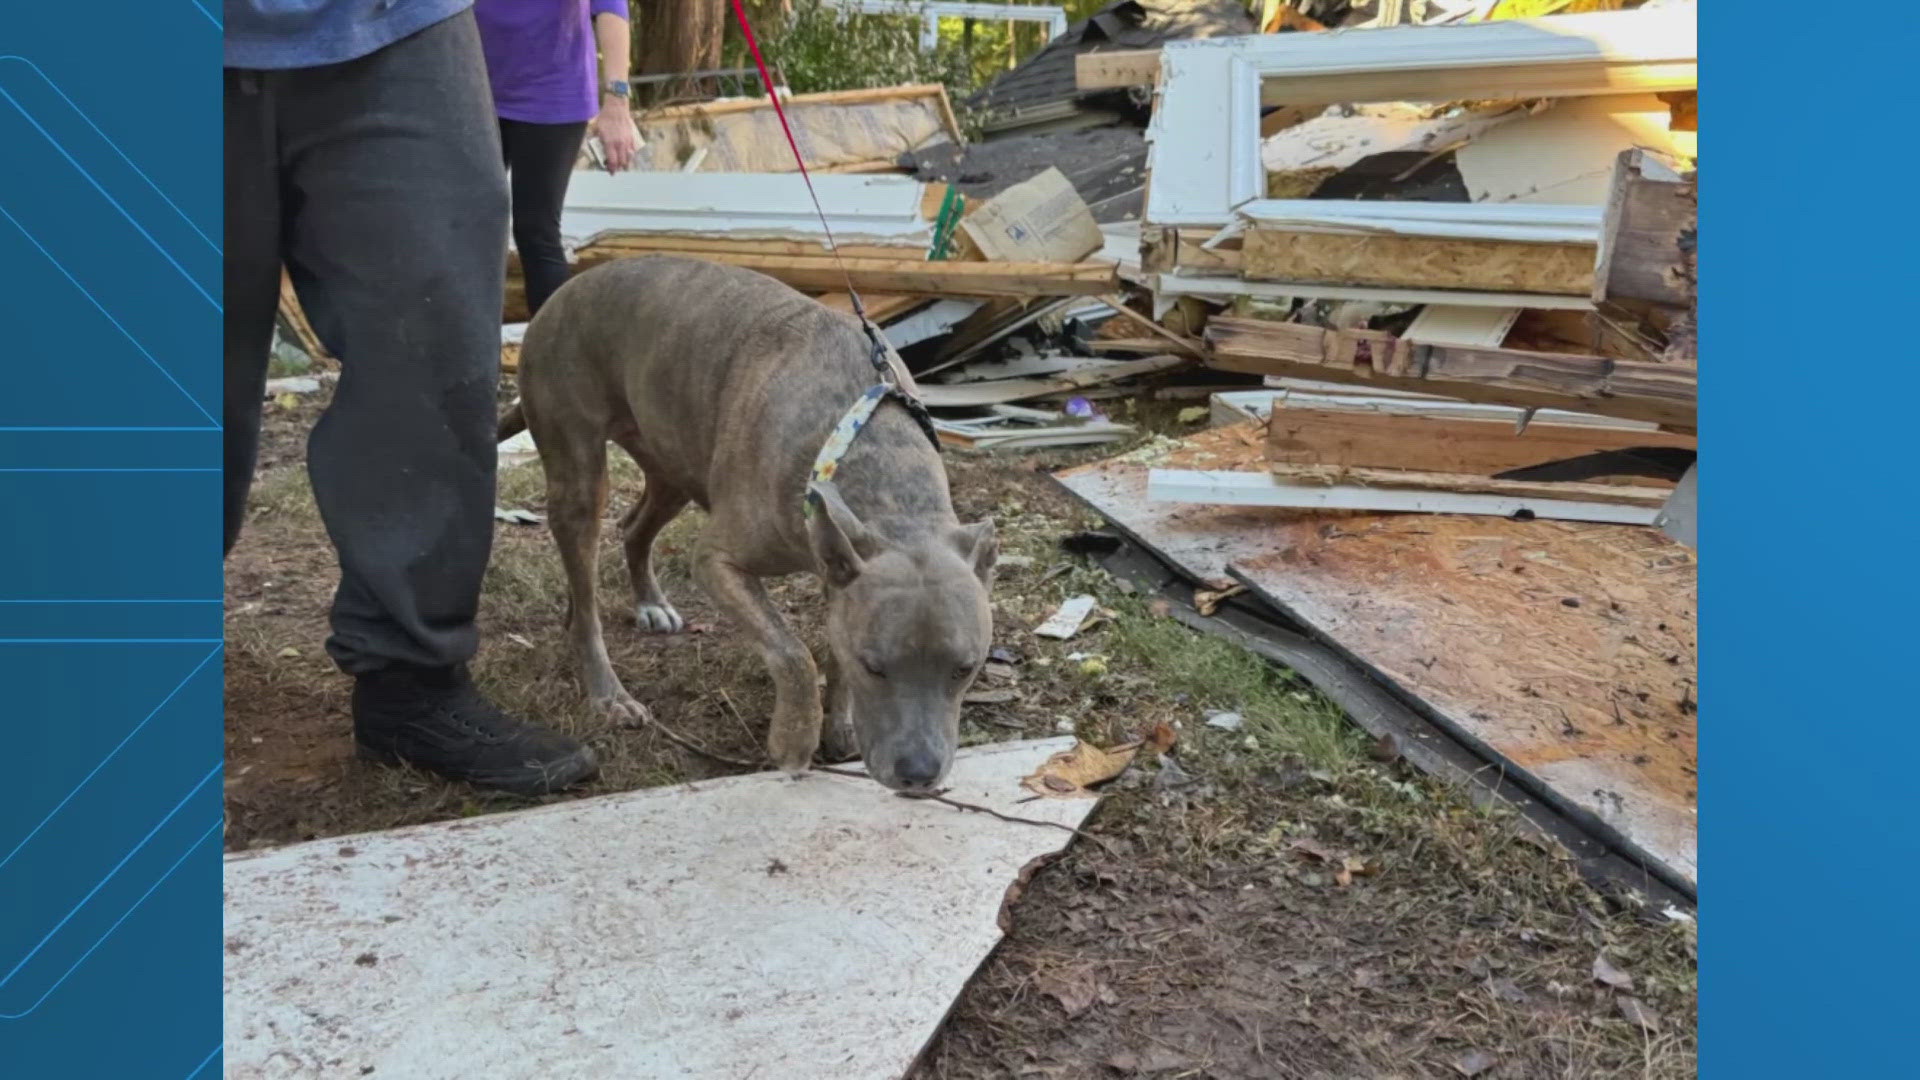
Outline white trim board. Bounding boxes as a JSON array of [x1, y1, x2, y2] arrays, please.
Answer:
[[561, 171, 934, 245], [1271, 390, 1665, 431], [1143, 3, 1698, 227], [1147, 469, 1659, 526], [1240, 201, 1602, 244], [1154, 270, 1596, 311], [1403, 305, 1521, 347]]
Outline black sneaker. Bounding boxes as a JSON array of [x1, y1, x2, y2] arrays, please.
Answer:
[[353, 665, 598, 796]]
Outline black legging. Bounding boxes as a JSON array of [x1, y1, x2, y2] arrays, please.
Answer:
[[499, 118, 589, 318]]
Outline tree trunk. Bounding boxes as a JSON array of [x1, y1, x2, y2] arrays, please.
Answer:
[[633, 0, 726, 101]]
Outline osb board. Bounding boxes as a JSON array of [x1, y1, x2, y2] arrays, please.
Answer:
[[621, 86, 959, 174], [1057, 424, 1698, 889], [1242, 229, 1595, 296]]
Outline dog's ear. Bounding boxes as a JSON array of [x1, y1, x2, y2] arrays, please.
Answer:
[[807, 481, 878, 588], [952, 519, 998, 585]]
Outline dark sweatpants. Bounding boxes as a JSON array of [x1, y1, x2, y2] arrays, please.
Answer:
[[499, 117, 588, 317], [224, 11, 510, 675]]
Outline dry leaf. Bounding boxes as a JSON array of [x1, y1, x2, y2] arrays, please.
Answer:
[[1021, 738, 1140, 798], [1142, 721, 1178, 754], [1617, 996, 1661, 1032], [1148, 598, 1173, 618], [1035, 968, 1101, 1018], [276, 646, 301, 659], [1592, 954, 1635, 992], [1193, 583, 1246, 616], [997, 852, 1058, 932], [1289, 838, 1339, 863]]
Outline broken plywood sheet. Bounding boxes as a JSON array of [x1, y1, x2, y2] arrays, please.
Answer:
[[1055, 425, 1697, 890], [1231, 518, 1696, 888], [224, 738, 1091, 1080], [1455, 94, 1694, 205], [623, 85, 960, 174]]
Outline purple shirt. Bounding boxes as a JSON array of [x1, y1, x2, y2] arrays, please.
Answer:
[[474, 0, 626, 125]]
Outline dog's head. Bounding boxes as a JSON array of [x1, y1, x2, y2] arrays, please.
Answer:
[[807, 481, 996, 793]]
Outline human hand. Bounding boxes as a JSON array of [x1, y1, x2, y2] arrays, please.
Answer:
[[594, 101, 641, 173]]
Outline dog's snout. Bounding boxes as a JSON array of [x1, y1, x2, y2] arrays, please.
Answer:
[[894, 748, 943, 791]]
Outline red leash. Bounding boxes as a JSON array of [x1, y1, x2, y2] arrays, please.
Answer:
[[724, 0, 868, 323]]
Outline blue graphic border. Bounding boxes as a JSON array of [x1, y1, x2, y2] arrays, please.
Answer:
[[1705, 1, 1918, 1076], [0, 2, 222, 1074]]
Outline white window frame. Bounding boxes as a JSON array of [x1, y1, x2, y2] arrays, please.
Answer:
[[1142, 4, 1698, 229], [827, 1, 1069, 51]]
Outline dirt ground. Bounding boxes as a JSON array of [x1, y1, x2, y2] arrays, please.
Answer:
[[225, 378, 1697, 1078]]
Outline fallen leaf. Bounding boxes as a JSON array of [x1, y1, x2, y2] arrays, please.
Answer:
[[1289, 838, 1339, 863], [1617, 996, 1661, 1032], [274, 392, 300, 411], [997, 852, 1058, 932], [1336, 855, 1381, 887], [1193, 583, 1246, 616], [1147, 598, 1173, 618], [493, 506, 543, 525], [276, 646, 301, 659], [1592, 954, 1635, 992], [1142, 721, 1177, 753], [1452, 1049, 1497, 1077], [981, 662, 1018, 683], [1077, 656, 1108, 677], [1035, 968, 1101, 1017], [1021, 738, 1140, 798], [1176, 405, 1208, 425]]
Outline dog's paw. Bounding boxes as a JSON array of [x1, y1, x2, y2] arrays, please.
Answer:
[[634, 602, 685, 634], [593, 693, 652, 727], [818, 715, 860, 765]]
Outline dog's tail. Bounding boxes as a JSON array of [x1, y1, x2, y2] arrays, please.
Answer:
[[497, 398, 527, 443]]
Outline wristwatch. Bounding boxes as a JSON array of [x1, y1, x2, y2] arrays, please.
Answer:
[[602, 79, 630, 102]]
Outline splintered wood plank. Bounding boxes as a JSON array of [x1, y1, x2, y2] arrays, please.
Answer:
[[1055, 424, 1696, 888], [1203, 316, 1696, 430], [1074, 49, 1162, 90], [574, 253, 1118, 298], [1242, 227, 1596, 296], [810, 292, 925, 323], [580, 235, 925, 260], [1594, 148, 1697, 308], [1267, 405, 1694, 476]]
